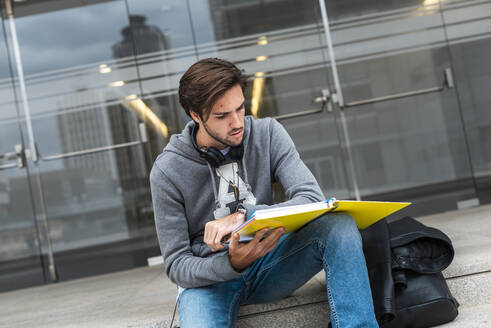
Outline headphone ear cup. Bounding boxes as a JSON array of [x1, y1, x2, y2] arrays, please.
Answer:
[[205, 147, 226, 168], [229, 144, 244, 161]]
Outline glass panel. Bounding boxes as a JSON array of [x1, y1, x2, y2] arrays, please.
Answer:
[[443, 0, 491, 204], [201, 0, 353, 198], [0, 15, 44, 292], [125, 0, 199, 98], [10, 0, 163, 281], [128, 0, 352, 199], [249, 68, 351, 199], [207, 0, 321, 40], [323, 0, 477, 215], [2, 0, 362, 289], [11, 0, 142, 151], [34, 147, 158, 280]]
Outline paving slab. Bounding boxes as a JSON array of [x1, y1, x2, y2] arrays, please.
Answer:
[[0, 266, 176, 328], [1, 204, 490, 328], [418, 204, 491, 278], [437, 303, 491, 328], [447, 271, 491, 307]]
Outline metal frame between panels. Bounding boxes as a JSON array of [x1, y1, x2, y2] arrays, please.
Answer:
[[0, 0, 150, 283], [318, 0, 361, 201]]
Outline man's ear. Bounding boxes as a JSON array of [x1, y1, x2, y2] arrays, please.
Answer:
[[189, 110, 202, 125]]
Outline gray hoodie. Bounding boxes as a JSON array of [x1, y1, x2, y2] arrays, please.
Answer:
[[149, 116, 324, 288]]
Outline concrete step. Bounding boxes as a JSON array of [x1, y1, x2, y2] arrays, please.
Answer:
[[233, 270, 491, 328], [238, 301, 330, 328], [237, 272, 329, 328], [421, 204, 491, 280], [231, 205, 491, 328], [436, 303, 491, 328], [446, 271, 491, 308], [0, 205, 490, 328]]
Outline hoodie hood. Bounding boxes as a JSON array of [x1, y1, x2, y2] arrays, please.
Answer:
[[163, 120, 205, 165], [163, 117, 254, 209], [163, 117, 252, 165]]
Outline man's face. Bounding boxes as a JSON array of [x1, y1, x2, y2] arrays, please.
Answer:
[[192, 84, 246, 149]]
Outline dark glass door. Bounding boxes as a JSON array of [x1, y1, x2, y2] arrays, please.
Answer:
[[318, 0, 481, 216], [442, 0, 491, 205], [0, 0, 165, 290], [0, 4, 44, 291]]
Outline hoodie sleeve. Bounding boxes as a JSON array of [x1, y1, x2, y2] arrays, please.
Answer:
[[242, 118, 325, 217], [150, 163, 241, 288]]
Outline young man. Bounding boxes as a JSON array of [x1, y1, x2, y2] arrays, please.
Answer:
[[150, 58, 378, 327]]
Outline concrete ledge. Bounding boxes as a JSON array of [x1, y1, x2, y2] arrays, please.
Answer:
[[420, 204, 491, 279], [447, 271, 491, 307], [236, 272, 329, 327], [437, 303, 491, 328], [1, 205, 491, 327], [238, 301, 330, 328], [0, 266, 177, 328], [238, 272, 327, 317]]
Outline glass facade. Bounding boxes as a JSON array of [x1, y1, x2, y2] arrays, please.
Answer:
[[0, 0, 489, 292]]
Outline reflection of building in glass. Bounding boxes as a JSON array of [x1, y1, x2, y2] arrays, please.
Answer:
[[52, 15, 173, 242], [112, 15, 173, 235], [208, 0, 318, 40], [57, 92, 119, 177], [113, 15, 170, 57], [53, 91, 129, 247], [52, 14, 172, 243], [112, 14, 176, 179]]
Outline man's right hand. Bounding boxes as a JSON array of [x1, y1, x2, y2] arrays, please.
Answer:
[[204, 211, 245, 252], [228, 227, 285, 272]]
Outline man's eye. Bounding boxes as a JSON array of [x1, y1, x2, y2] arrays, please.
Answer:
[[216, 116, 225, 120]]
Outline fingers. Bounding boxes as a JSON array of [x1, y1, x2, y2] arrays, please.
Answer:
[[229, 232, 239, 253], [212, 212, 244, 251], [204, 211, 244, 252], [204, 222, 222, 252], [210, 230, 224, 252], [261, 227, 284, 249], [254, 227, 284, 256], [251, 228, 270, 245], [204, 222, 212, 250], [245, 226, 285, 255], [228, 227, 285, 272], [204, 222, 212, 248], [214, 229, 226, 251]]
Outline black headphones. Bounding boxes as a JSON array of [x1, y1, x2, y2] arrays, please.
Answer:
[[191, 124, 244, 168]]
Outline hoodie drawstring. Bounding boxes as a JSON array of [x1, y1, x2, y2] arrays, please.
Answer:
[[206, 162, 220, 209], [207, 155, 252, 210], [241, 156, 252, 192]]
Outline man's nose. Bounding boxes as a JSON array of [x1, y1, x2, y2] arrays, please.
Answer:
[[230, 111, 242, 129]]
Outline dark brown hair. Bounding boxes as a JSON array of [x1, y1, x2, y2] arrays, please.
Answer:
[[178, 58, 248, 121]]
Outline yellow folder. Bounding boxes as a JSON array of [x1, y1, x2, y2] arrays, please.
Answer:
[[231, 199, 411, 241], [331, 200, 411, 229]]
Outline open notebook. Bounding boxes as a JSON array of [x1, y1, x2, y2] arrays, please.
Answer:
[[224, 198, 411, 242]]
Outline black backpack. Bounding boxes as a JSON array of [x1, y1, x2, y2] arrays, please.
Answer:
[[361, 216, 459, 327]]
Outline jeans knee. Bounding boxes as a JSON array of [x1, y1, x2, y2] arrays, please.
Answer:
[[178, 288, 236, 328], [317, 213, 362, 246]]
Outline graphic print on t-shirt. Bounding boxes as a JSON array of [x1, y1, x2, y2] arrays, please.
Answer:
[[213, 162, 256, 219]]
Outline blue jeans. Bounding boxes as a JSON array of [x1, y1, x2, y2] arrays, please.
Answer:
[[178, 213, 379, 328]]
